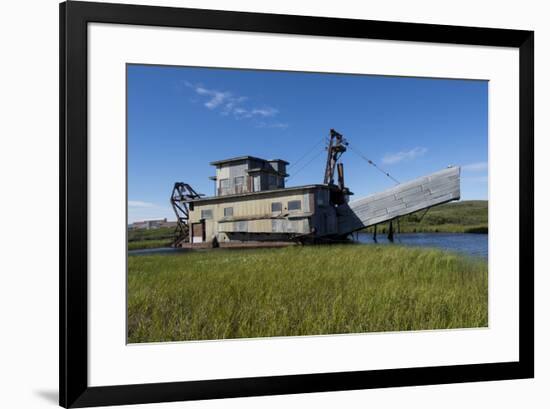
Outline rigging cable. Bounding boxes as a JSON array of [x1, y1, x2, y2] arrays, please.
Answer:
[[286, 147, 326, 182], [417, 206, 432, 223], [287, 137, 326, 170], [348, 144, 401, 185]]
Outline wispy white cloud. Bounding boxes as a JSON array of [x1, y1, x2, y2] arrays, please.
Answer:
[[185, 82, 233, 110], [462, 161, 488, 172], [221, 97, 247, 115], [183, 81, 285, 128], [128, 200, 155, 208], [251, 107, 278, 117], [232, 107, 247, 116], [382, 147, 428, 164], [256, 121, 289, 129], [195, 87, 231, 110]]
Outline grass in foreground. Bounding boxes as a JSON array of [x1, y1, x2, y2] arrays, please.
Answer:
[[128, 245, 488, 343]]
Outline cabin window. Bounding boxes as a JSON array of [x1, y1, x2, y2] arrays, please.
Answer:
[[288, 200, 301, 211], [271, 202, 282, 212], [268, 174, 278, 188], [317, 191, 326, 207], [234, 176, 244, 186], [224, 207, 233, 217], [201, 209, 213, 220], [253, 175, 261, 192], [219, 178, 230, 189]]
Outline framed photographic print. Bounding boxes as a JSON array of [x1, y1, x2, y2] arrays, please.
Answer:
[[60, 1, 534, 407]]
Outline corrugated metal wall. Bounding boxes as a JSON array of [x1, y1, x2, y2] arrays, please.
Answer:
[[189, 189, 323, 241]]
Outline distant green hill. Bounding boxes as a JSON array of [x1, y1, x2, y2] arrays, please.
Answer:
[[127, 226, 175, 250], [363, 200, 488, 234]]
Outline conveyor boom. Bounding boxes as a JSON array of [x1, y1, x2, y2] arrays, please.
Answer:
[[337, 166, 460, 234]]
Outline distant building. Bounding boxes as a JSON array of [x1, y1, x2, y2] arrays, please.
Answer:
[[129, 218, 176, 230]]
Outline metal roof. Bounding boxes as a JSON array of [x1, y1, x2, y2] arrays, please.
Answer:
[[246, 167, 289, 177], [209, 156, 289, 166], [189, 184, 332, 204], [268, 158, 290, 165]]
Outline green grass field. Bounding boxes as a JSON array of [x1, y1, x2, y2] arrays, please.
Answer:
[[128, 245, 488, 343], [363, 200, 488, 234], [128, 226, 175, 250]]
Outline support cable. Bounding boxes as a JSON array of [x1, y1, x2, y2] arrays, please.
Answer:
[[286, 148, 326, 182], [418, 206, 432, 223], [287, 137, 326, 170], [348, 144, 400, 185]]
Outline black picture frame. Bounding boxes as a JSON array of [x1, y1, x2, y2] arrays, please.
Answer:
[[60, 1, 534, 407]]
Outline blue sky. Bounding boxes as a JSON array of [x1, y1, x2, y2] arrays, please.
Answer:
[[127, 64, 488, 223]]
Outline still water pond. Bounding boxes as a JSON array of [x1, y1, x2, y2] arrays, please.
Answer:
[[354, 232, 488, 259], [129, 233, 488, 259]]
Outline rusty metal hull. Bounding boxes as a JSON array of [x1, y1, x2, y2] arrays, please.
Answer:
[[336, 166, 461, 234]]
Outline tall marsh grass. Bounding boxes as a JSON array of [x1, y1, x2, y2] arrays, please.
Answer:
[[127, 245, 488, 343]]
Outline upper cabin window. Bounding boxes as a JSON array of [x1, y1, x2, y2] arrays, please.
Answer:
[[218, 179, 231, 195], [288, 200, 301, 211], [201, 209, 213, 220], [234, 176, 244, 186], [268, 174, 278, 189], [317, 191, 327, 207], [223, 207, 233, 217], [271, 202, 282, 212]]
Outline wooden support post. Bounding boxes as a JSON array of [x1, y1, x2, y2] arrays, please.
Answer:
[[388, 220, 394, 242], [373, 224, 377, 242]]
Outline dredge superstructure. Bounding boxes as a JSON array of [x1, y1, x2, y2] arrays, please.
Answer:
[[171, 129, 460, 247]]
